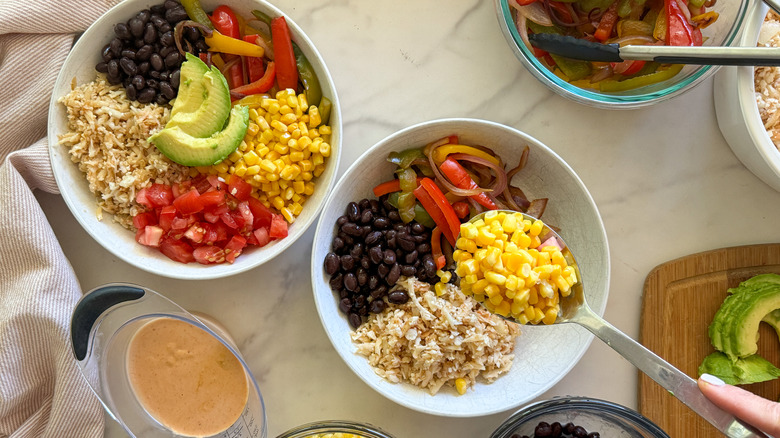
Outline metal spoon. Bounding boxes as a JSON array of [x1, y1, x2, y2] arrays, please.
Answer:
[[463, 211, 767, 438]]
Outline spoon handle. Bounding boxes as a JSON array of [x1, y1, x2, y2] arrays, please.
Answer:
[[572, 305, 768, 438]]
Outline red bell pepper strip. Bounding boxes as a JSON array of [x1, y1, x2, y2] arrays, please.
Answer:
[[611, 59, 646, 76], [594, 1, 619, 42], [414, 178, 460, 246], [439, 157, 497, 210], [452, 201, 470, 219], [372, 177, 424, 197], [243, 35, 266, 83], [231, 62, 276, 95], [431, 227, 446, 270], [270, 16, 299, 90], [209, 5, 240, 39], [665, 0, 702, 46]]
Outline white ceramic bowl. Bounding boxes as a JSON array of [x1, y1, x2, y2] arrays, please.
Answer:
[[310, 118, 610, 417], [47, 0, 341, 280], [714, 2, 780, 193]]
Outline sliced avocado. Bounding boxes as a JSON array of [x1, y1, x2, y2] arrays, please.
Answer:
[[698, 351, 780, 385], [167, 55, 231, 138], [149, 105, 249, 167], [762, 308, 780, 339], [708, 274, 780, 361]]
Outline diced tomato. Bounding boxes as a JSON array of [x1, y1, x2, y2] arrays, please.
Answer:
[[198, 190, 226, 208], [171, 216, 190, 231], [269, 214, 288, 239], [190, 175, 213, 194], [146, 183, 174, 208], [253, 227, 271, 247], [160, 237, 195, 263], [184, 223, 206, 244], [228, 174, 253, 201], [236, 201, 254, 233], [158, 205, 177, 232], [171, 180, 191, 198], [540, 236, 563, 251], [202, 222, 229, 244], [136, 188, 153, 209], [247, 197, 274, 229], [193, 246, 226, 265], [173, 189, 204, 215], [220, 210, 240, 229], [206, 174, 228, 192], [132, 211, 158, 230], [225, 235, 247, 263]]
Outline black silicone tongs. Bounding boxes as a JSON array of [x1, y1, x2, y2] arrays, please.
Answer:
[[528, 33, 780, 66]]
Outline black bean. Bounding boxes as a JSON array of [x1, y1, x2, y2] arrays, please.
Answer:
[[365, 231, 382, 246], [150, 14, 167, 29], [397, 233, 416, 251], [370, 299, 386, 314], [401, 265, 416, 277], [551, 422, 562, 437], [534, 422, 552, 437], [332, 237, 345, 252], [329, 273, 343, 291], [586, 433, 599, 438], [388, 290, 409, 304], [109, 38, 123, 57], [147, 78, 159, 90], [106, 59, 120, 78], [114, 22, 132, 40], [377, 264, 390, 278], [137, 9, 151, 24], [170, 69, 180, 88], [164, 0, 179, 9], [343, 273, 358, 292], [368, 275, 379, 290], [125, 84, 137, 100], [339, 298, 351, 314], [340, 254, 355, 271], [121, 48, 136, 60], [159, 70, 168, 81], [411, 223, 425, 234], [360, 209, 373, 224], [150, 70, 162, 79], [137, 87, 156, 103], [369, 246, 384, 264], [417, 242, 431, 254], [373, 217, 389, 229], [165, 6, 189, 23], [324, 253, 340, 275], [136, 44, 153, 61], [382, 249, 396, 265], [349, 243, 363, 259], [128, 75, 143, 91], [342, 222, 362, 237], [563, 423, 575, 434], [360, 256, 371, 269], [387, 263, 401, 285], [184, 25, 201, 42], [119, 57, 137, 76], [160, 30, 174, 47], [572, 426, 587, 438], [95, 62, 108, 73], [159, 81, 176, 100], [137, 61, 150, 75], [356, 268, 368, 286], [150, 4, 166, 14], [404, 250, 418, 264], [347, 202, 360, 221], [159, 22, 172, 33], [101, 44, 114, 62], [195, 40, 209, 52], [129, 17, 144, 38], [339, 232, 354, 246], [387, 210, 400, 222], [336, 215, 349, 227], [348, 313, 362, 329], [143, 22, 157, 44], [423, 255, 436, 277]]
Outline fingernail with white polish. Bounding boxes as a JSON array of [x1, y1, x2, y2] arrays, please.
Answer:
[[700, 373, 726, 386]]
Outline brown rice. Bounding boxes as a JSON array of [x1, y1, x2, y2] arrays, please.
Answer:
[[755, 11, 780, 150], [58, 74, 188, 228], [351, 277, 520, 395]]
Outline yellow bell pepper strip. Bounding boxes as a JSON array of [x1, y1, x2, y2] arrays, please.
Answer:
[[270, 16, 299, 90], [691, 11, 719, 29], [180, 0, 213, 29], [431, 145, 500, 166], [205, 30, 265, 57], [413, 178, 460, 246], [234, 93, 271, 107], [598, 64, 683, 92]]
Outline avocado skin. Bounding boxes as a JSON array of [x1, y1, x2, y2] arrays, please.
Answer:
[[166, 54, 231, 138], [698, 351, 780, 385], [149, 105, 249, 167], [708, 274, 780, 361]]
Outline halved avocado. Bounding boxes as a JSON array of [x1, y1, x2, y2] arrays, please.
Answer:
[[167, 55, 231, 138], [149, 105, 249, 167], [698, 351, 780, 385]]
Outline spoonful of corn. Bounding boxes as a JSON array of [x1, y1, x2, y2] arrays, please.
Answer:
[[453, 210, 766, 438]]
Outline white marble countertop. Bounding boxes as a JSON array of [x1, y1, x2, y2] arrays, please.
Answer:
[[36, 0, 780, 436]]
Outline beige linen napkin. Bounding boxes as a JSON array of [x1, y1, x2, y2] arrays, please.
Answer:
[[0, 0, 120, 436]]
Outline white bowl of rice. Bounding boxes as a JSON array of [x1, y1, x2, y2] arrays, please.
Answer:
[[310, 118, 610, 417], [47, 0, 340, 280], [714, 3, 780, 193]]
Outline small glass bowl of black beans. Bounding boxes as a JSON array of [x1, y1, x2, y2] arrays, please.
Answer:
[[324, 195, 442, 329], [490, 397, 670, 438], [96, 0, 207, 105]]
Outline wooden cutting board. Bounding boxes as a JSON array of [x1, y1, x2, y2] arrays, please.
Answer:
[[639, 244, 780, 438]]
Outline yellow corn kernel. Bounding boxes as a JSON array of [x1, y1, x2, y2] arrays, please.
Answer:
[[228, 150, 243, 163], [476, 228, 496, 247], [455, 378, 468, 395], [434, 282, 447, 296], [542, 307, 559, 325], [319, 125, 332, 135], [243, 150, 260, 166], [309, 106, 321, 127], [485, 271, 506, 286], [472, 279, 489, 294], [495, 300, 511, 317], [248, 108, 260, 121], [319, 142, 331, 157], [272, 196, 285, 210], [247, 122, 260, 137], [245, 165, 261, 176], [213, 161, 229, 174], [304, 182, 315, 195], [488, 292, 504, 306], [291, 202, 303, 216]]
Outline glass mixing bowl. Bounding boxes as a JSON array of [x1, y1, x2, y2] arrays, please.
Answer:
[[494, 0, 750, 109], [490, 397, 671, 438], [276, 420, 395, 438]]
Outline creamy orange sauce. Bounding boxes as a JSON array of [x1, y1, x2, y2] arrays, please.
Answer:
[[126, 317, 248, 437]]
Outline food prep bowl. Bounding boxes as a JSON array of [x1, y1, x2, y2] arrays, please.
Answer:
[[495, 0, 750, 109], [490, 397, 670, 438], [47, 0, 341, 280], [275, 420, 395, 438], [714, 2, 780, 193], [310, 118, 610, 417]]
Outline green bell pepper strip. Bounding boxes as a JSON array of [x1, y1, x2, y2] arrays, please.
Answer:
[[578, 0, 616, 13], [251, 10, 273, 27], [396, 168, 418, 193], [292, 43, 322, 107], [181, 0, 213, 29], [388, 147, 426, 169], [387, 193, 436, 228], [550, 54, 591, 81], [598, 64, 683, 92], [395, 192, 417, 223]]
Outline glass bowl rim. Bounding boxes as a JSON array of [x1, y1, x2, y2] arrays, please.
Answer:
[[490, 396, 671, 438], [494, 0, 750, 108], [275, 420, 395, 438]]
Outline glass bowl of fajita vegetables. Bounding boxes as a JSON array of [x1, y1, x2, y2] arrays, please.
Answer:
[[494, 0, 749, 108], [48, 0, 340, 279]]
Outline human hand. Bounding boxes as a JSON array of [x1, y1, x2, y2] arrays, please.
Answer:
[[698, 373, 780, 437]]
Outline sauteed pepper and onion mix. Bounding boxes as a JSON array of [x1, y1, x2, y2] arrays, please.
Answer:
[[509, 0, 719, 91]]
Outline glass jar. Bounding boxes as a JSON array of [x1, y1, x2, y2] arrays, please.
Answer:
[[276, 420, 395, 438]]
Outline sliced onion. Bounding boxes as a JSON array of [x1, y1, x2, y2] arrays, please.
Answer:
[[589, 65, 614, 83], [468, 197, 485, 215], [174, 20, 212, 56], [450, 153, 508, 201], [220, 58, 240, 80], [511, 0, 553, 27], [676, 0, 693, 24], [506, 146, 530, 181], [515, 14, 533, 52], [526, 198, 548, 219], [508, 186, 531, 210], [607, 34, 657, 46], [502, 191, 522, 212]]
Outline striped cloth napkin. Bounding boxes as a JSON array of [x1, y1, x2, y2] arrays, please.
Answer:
[[0, 0, 119, 436]]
